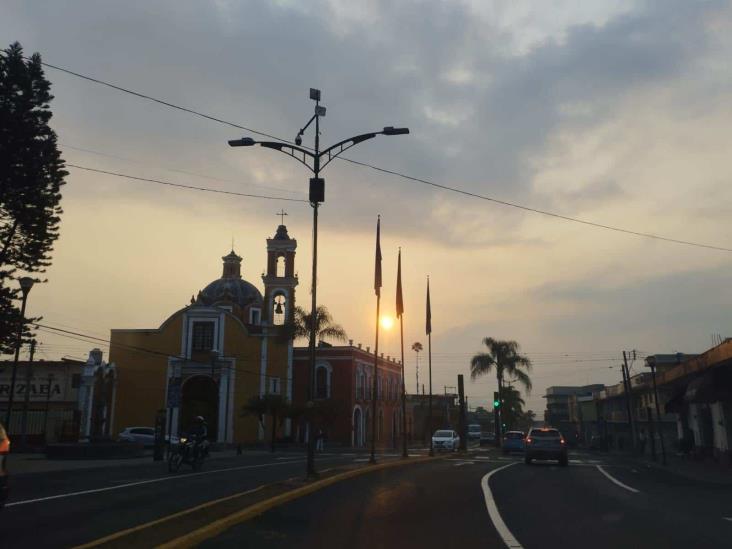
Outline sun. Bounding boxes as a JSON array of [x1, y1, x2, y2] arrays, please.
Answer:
[[380, 315, 395, 330]]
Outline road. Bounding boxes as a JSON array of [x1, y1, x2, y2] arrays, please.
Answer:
[[203, 448, 732, 549], [2, 449, 406, 548]]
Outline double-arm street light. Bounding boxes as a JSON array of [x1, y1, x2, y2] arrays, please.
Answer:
[[4, 276, 35, 431], [229, 88, 408, 476]]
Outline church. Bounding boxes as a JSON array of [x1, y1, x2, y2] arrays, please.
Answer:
[[109, 223, 298, 444]]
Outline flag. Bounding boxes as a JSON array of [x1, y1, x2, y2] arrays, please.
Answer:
[[374, 216, 382, 296], [396, 248, 404, 318], [426, 276, 431, 335]]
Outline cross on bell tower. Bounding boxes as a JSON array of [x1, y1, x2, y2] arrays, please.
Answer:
[[277, 209, 288, 225]]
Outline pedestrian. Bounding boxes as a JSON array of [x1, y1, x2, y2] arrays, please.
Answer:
[[315, 428, 324, 452], [639, 429, 647, 455]]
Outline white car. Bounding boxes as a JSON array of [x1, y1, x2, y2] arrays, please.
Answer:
[[118, 427, 178, 448], [432, 429, 460, 451]]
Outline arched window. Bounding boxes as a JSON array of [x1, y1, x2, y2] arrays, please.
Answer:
[[276, 255, 286, 277], [355, 369, 363, 400], [315, 363, 331, 399], [272, 294, 286, 325]]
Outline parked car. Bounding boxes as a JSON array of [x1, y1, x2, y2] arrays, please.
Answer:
[[119, 426, 178, 448], [468, 424, 482, 441], [524, 427, 568, 466], [1, 423, 9, 509], [432, 429, 460, 452], [480, 431, 496, 446], [502, 431, 526, 454]]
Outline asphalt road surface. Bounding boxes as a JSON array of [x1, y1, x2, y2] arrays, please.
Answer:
[[3, 449, 402, 549], [203, 449, 732, 549]]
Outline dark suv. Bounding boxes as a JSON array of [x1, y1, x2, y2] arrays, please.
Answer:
[[524, 427, 568, 466]]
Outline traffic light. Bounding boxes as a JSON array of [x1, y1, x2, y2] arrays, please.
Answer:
[[493, 391, 500, 409]]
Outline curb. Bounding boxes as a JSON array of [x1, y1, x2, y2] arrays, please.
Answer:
[[157, 456, 439, 549]]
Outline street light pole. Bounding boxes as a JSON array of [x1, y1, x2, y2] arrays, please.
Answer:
[[5, 277, 34, 431], [228, 90, 408, 477], [648, 359, 667, 466], [20, 339, 37, 449]]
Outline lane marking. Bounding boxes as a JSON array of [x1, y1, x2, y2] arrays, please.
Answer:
[[596, 465, 640, 494], [480, 463, 523, 549], [70, 485, 267, 549], [723, 517, 732, 522], [5, 459, 306, 507]]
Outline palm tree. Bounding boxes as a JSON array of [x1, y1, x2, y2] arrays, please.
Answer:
[[241, 394, 290, 453], [293, 305, 347, 344], [501, 386, 526, 430], [411, 342, 423, 394], [470, 338, 532, 440]]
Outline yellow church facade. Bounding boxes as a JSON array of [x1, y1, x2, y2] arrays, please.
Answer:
[[109, 224, 298, 444]]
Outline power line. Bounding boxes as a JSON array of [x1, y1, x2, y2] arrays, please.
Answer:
[[37, 58, 732, 253], [63, 143, 304, 197], [67, 164, 308, 203]]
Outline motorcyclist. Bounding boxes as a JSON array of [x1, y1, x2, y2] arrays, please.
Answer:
[[187, 416, 209, 459]]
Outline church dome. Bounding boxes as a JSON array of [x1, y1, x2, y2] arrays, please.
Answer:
[[197, 250, 263, 309]]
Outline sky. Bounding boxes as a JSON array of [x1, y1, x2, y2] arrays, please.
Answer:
[[2, 0, 732, 413]]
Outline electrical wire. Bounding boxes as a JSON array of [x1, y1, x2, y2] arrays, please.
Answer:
[[67, 164, 308, 203], [35, 58, 732, 253]]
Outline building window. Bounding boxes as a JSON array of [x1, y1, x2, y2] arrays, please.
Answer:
[[269, 377, 280, 394], [355, 370, 362, 400], [250, 308, 261, 325], [191, 321, 215, 351], [315, 366, 329, 399]]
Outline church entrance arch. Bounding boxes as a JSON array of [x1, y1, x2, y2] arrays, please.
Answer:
[[181, 375, 218, 441]]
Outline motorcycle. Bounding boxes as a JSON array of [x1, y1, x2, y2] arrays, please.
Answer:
[[168, 435, 207, 472]]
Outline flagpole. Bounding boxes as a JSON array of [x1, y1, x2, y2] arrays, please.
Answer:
[[370, 294, 380, 464], [427, 276, 434, 457], [370, 215, 382, 465], [397, 248, 408, 459]]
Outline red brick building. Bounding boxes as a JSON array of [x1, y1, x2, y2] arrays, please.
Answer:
[[293, 343, 404, 448]]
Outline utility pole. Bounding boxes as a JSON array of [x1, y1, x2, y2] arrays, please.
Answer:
[[648, 358, 667, 465], [621, 351, 637, 452], [19, 339, 37, 448], [457, 375, 467, 451], [43, 373, 55, 443]]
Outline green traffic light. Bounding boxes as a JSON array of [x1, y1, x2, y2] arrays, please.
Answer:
[[493, 400, 500, 408]]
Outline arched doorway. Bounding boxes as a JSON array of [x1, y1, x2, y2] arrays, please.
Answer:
[[353, 407, 362, 447], [181, 375, 218, 441]]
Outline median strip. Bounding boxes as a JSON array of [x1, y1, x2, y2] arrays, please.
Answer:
[[157, 456, 438, 549]]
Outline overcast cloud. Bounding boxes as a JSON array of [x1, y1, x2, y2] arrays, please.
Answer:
[[2, 0, 732, 411]]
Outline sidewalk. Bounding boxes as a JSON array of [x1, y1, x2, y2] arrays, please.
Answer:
[[597, 448, 732, 486]]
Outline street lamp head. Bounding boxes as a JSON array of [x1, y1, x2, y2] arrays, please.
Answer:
[[295, 134, 303, 146], [309, 88, 321, 101], [18, 277, 34, 295], [382, 126, 410, 136], [228, 137, 257, 147], [314, 105, 326, 117]]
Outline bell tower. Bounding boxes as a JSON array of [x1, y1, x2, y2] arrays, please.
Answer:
[[262, 221, 297, 326]]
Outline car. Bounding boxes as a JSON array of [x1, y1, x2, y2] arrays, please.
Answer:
[[467, 424, 482, 441], [502, 430, 526, 454], [432, 429, 460, 452], [480, 431, 496, 445], [119, 426, 178, 448], [524, 427, 568, 466], [0, 423, 9, 509]]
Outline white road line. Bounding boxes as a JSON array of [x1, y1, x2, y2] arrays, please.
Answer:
[[596, 465, 640, 494], [481, 463, 523, 549], [723, 517, 732, 522], [5, 458, 307, 507]]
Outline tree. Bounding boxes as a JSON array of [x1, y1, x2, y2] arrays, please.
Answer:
[[500, 386, 526, 430], [470, 338, 532, 439], [293, 305, 347, 344], [241, 394, 290, 453], [0, 42, 66, 352]]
